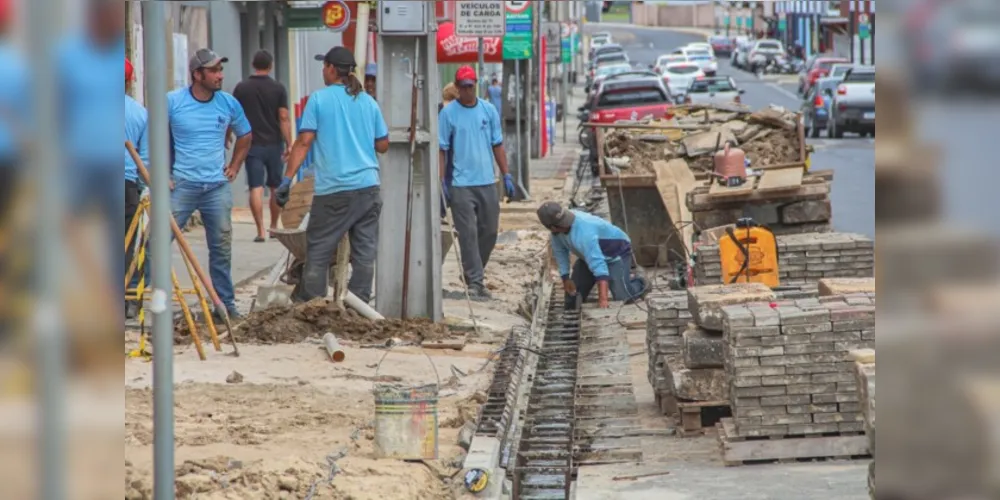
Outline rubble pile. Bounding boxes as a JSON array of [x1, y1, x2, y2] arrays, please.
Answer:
[[602, 105, 806, 177], [850, 349, 876, 499], [694, 232, 875, 286], [721, 293, 875, 439]]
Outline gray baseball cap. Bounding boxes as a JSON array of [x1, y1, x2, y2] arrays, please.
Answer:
[[189, 48, 229, 72], [537, 202, 575, 230]]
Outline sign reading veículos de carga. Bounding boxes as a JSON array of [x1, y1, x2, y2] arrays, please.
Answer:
[[455, 1, 506, 38]]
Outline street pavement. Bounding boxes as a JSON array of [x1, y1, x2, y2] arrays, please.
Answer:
[[583, 24, 875, 239]]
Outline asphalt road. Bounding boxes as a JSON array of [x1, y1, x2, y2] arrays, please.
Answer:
[[585, 24, 875, 239]]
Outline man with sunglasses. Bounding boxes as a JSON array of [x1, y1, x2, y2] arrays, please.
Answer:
[[537, 202, 647, 309]]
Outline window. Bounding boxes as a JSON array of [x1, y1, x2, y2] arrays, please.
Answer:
[[831, 65, 852, 77], [688, 79, 737, 93], [817, 60, 846, 71], [686, 50, 710, 57], [597, 88, 668, 108], [843, 71, 875, 83], [756, 42, 782, 51], [667, 65, 701, 75]]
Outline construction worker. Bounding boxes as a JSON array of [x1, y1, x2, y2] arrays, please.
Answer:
[[439, 83, 460, 219], [233, 49, 293, 242], [124, 58, 149, 319], [0, 0, 25, 218], [168, 48, 252, 319], [276, 47, 389, 304], [487, 77, 503, 119], [438, 65, 514, 301], [536, 202, 647, 309]]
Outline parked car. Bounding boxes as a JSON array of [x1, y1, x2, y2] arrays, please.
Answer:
[[828, 66, 875, 138], [587, 74, 674, 125], [828, 63, 854, 79], [682, 46, 718, 76], [682, 76, 744, 106], [801, 76, 843, 138], [903, 0, 1000, 94], [748, 39, 785, 73], [591, 43, 625, 60], [799, 56, 850, 95], [660, 62, 705, 102], [587, 63, 633, 94], [592, 31, 613, 47], [708, 35, 735, 57], [653, 54, 689, 74], [686, 42, 717, 59], [732, 38, 753, 69]]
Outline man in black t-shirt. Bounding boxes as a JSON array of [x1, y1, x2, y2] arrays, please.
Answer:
[[233, 50, 293, 241]]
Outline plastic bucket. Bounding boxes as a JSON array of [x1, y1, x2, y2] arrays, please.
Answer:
[[372, 348, 440, 460]]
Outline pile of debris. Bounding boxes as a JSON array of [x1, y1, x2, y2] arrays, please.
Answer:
[[602, 104, 806, 177]]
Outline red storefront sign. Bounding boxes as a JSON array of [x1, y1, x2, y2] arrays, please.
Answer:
[[437, 21, 503, 64]]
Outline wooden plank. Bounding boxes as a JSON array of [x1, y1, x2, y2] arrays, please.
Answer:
[[721, 433, 870, 465], [677, 400, 729, 409], [690, 181, 830, 211], [708, 178, 756, 199], [756, 167, 804, 193], [653, 159, 698, 256], [280, 176, 314, 229]]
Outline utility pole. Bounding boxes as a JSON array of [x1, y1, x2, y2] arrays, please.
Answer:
[[560, 1, 568, 144]]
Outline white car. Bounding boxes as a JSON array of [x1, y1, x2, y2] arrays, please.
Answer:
[[686, 42, 717, 59], [682, 47, 718, 76], [683, 76, 745, 106], [661, 62, 705, 102], [654, 54, 688, 74]]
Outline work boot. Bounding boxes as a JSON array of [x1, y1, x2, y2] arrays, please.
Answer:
[[468, 283, 493, 302]]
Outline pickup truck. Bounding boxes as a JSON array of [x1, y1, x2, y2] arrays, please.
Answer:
[[587, 75, 674, 125], [828, 66, 875, 138]]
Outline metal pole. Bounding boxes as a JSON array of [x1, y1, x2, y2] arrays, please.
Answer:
[[30, 0, 66, 497], [515, 60, 523, 187], [849, 10, 855, 64], [143, 2, 177, 498], [478, 37, 485, 97]]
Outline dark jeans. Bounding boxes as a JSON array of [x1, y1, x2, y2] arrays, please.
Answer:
[[246, 144, 284, 189], [294, 186, 382, 303], [572, 254, 647, 304], [449, 184, 500, 287]]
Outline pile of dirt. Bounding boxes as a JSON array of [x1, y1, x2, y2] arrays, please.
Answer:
[[181, 299, 450, 345], [602, 104, 805, 176]]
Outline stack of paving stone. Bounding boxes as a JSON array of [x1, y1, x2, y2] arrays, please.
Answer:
[[849, 349, 876, 500], [720, 294, 875, 438], [694, 232, 875, 285], [644, 291, 691, 412]]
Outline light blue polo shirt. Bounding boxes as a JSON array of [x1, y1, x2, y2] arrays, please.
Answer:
[[299, 84, 388, 196], [167, 87, 251, 183], [124, 95, 148, 183], [58, 33, 125, 169], [438, 99, 502, 188], [0, 44, 28, 161]]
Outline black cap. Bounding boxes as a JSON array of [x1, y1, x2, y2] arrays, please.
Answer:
[[314, 47, 356, 69]]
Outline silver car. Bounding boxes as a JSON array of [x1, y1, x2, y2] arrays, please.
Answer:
[[683, 76, 745, 106], [829, 66, 875, 138]]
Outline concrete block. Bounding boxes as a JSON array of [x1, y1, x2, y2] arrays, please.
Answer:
[[781, 199, 832, 224], [786, 404, 838, 414], [782, 322, 834, 335], [734, 386, 788, 398], [818, 277, 875, 297], [689, 283, 775, 331], [671, 368, 729, 401], [734, 405, 789, 418], [682, 327, 725, 369], [760, 395, 811, 406]]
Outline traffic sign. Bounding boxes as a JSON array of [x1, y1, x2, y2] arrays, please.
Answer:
[[456, 0, 506, 38], [322, 0, 351, 32], [503, 1, 533, 60], [857, 13, 871, 40], [561, 22, 571, 38]]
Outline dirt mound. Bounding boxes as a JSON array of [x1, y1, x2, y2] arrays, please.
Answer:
[[228, 299, 449, 345]]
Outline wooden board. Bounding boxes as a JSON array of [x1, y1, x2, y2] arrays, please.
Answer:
[[718, 419, 870, 466], [280, 177, 315, 230], [653, 159, 698, 256], [756, 167, 804, 193], [708, 178, 756, 199]]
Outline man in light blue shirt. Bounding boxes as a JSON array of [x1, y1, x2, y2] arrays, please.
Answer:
[[125, 58, 149, 318], [487, 77, 503, 119], [439, 66, 514, 301], [168, 48, 252, 319], [537, 202, 647, 309], [277, 47, 389, 304]]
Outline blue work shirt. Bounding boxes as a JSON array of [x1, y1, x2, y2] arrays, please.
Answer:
[[58, 33, 125, 169], [0, 44, 28, 161], [438, 99, 502, 188], [124, 95, 148, 183], [167, 87, 251, 183], [299, 84, 388, 196], [551, 210, 633, 281], [487, 85, 503, 115]]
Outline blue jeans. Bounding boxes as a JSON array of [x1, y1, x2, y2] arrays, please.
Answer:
[[71, 167, 123, 309], [170, 180, 236, 311], [572, 254, 647, 304]]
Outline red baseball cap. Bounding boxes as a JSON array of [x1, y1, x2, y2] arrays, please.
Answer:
[[455, 65, 477, 87], [126, 58, 134, 82]]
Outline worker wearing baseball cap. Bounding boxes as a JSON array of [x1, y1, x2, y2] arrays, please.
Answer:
[[537, 202, 647, 309], [364, 63, 378, 99], [166, 47, 253, 320], [438, 65, 513, 301], [124, 58, 150, 318], [276, 46, 389, 304]]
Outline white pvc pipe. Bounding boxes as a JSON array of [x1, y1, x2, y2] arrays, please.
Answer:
[[346, 291, 385, 321], [323, 332, 346, 362], [354, 2, 370, 67]]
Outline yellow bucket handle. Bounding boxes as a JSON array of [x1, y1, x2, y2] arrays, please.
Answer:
[[373, 343, 442, 388]]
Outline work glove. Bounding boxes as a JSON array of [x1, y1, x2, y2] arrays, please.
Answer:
[[275, 177, 293, 208], [503, 173, 516, 200]]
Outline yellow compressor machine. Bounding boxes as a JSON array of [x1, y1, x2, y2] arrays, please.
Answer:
[[718, 218, 781, 288]]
